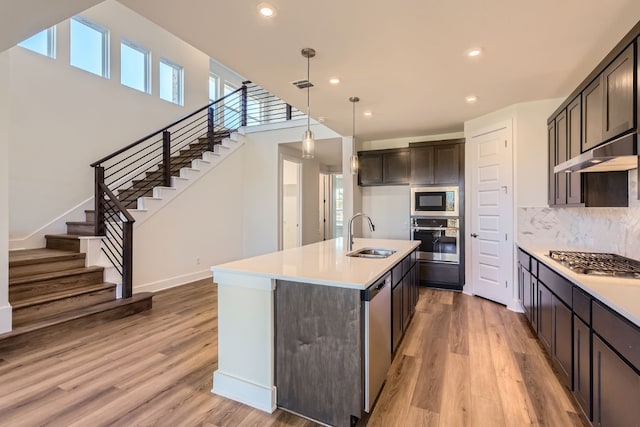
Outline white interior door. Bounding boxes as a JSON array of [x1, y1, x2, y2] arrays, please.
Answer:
[[469, 125, 513, 306], [282, 158, 301, 249]]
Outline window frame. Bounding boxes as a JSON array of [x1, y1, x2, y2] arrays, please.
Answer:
[[159, 57, 184, 106], [70, 16, 110, 78], [120, 38, 151, 94], [18, 26, 56, 58]]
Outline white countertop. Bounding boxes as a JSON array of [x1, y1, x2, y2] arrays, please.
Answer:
[[211, 238, 420, 290], [517, 241, 640, 327]]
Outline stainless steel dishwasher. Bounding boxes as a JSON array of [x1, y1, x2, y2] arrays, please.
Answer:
[[364, 273, 392, 412]]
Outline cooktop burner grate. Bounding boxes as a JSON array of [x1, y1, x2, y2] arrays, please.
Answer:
[[549, 250, 640, 278]]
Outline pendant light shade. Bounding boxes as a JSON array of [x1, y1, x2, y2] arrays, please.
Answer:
[[301, 48, 316, 159], [349, 96, 360, 175]]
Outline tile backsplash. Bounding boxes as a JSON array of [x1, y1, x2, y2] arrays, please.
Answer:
[[518, 169, 640, 257]]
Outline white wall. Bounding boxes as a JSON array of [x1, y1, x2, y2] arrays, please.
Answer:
[[8, 0, 211, 244], [0, 50, 11, 333], [242, 123, 340, 258], [514, 99, 564, 207], [133, 145, 246, 292], [361, 186, 410, 240]]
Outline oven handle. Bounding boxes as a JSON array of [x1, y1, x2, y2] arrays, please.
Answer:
[[412, 227, 459, 231]]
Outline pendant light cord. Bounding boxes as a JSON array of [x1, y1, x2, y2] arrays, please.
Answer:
[[307, 53, 311, 131]]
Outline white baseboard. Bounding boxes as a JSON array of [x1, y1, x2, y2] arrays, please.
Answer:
[[134, 269, 212, 293], [212, 370, 276, 414], [0, 304, 12, 334], [508, 299, 525, 313], [9, 197, 93, 250]]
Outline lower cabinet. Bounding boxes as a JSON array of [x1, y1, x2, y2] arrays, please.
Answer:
[[553, 298, 572, 387], [391, 282, 402, 353], [573, 316, 591, 419], [593, 335, 640, 427], [538, 284, 553, 352]]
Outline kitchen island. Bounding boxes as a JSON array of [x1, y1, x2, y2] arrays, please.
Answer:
[[210, 237, 419, 426]]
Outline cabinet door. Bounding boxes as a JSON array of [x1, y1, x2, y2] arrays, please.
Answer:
[[553, 296, 572, 387], [402, 275, 410, 330], [547, 121, 556, 206], [410, 146, 434, 185], [358, 152, 383, 186], [593, 335, 640, 427], [602, 44, 635, 142], [582, 75, 604, 152], [574, 316, 591, 420], [383, 150, 410, 185], [555, 110, 568, 205], [433, 144, 460, 184], [538, 284, 553, 352], [567, 96, 584, 204], [521, 267, 534, 327], [392, 283, 402, 353]]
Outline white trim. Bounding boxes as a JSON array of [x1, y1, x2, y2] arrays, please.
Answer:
[[212, 370, 277, 413], [135, 269, 212, 293], [0, 304, 12, 334], [9, 197, 94, 250]]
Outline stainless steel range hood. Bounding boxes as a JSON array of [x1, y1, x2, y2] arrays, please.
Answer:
[[554, 132, 638, 173]]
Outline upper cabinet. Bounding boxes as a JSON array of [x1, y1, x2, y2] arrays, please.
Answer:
[[409, 140, 462, 186], [566, 96, 584, 205], [358, 139, 463, 187], [602, 45, 635, 142], [358, 148, 409, 186], [582, 75, 605, 152]]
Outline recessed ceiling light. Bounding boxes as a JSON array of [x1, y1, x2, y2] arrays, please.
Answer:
[[465, 95, 478, 103], [257, 3, 276, 17], [466, 47, 483, 58], [363, 111, 372, 117], [329, 78, 340, 85]]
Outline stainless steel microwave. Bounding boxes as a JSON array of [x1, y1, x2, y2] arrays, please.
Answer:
[[410, 186, 459, 217]]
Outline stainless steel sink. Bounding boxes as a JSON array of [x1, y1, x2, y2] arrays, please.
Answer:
[[347, 247, 397, 258]]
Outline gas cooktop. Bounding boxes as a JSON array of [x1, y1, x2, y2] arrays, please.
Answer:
[[549, 250, 640, 279]]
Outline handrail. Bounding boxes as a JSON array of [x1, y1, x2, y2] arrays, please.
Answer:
[[90, 88, 243, 167], [90, 81, 302, 299], [99, 183, 136, 222]]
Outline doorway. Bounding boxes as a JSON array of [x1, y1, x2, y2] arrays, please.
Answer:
[[281, 158, 302, 250]]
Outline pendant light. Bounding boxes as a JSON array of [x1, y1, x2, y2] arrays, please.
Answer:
[[349, 96, 360, 175], [301, 48, 316, 159]]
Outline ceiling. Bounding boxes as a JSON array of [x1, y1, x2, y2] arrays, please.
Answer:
[[7, 1, 640, 142], [282, 138, 344, 169], [117, 0, 640, 142]]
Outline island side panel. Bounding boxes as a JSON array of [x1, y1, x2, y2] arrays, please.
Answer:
[[212, 274, 276, 413], [275, 280, 363, 427]]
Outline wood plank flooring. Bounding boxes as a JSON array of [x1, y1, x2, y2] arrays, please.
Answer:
[[0, 280, 586, 426]]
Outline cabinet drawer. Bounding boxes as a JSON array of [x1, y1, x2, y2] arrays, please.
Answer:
[[517, 248, 530, 271], [531, 258, 539, 278], [593, 300, 640, 371], [402, 255, 411, 278], [392, 262, 403, 288], [419, 262, 459, 285], [538, 263, 572, 307], [573, 287, 591, 324]]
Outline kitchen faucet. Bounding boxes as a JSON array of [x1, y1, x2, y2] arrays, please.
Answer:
[[347, 213, 375, 251]]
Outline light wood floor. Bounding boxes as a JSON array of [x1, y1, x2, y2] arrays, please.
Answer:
[[0, 279, 586, 426]]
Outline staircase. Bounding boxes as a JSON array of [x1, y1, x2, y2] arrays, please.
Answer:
[[3, 242, 152, 351]]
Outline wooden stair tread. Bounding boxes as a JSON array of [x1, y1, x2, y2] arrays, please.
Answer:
[[45, 234, 83, 240], [65, 221, 95, 226], [9, 266, 104, 286], [9, 249, 84, 266], [11, 282, 115, 309], [0, 292, 153, 341]]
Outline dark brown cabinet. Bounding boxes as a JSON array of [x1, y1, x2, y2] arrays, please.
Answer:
[[358, 152, 383, 186], [358, 148, 409, 186], [593, 335, 640, 427], [582, 75, 605, 152], [555, 110, 568, 205], [383, 149, 410, 185], [553, 298, 573, 387], [547, 121, 556, 206], [574, 316, 591, 419], [517, 249, 537, 329], [409, 140, 461, 185], [566, 96, 584, 204], [391, 251, 418, 353], [602, 44, 635, 142], [538, 284, 553, 352], [391, 281, 402, 352]]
